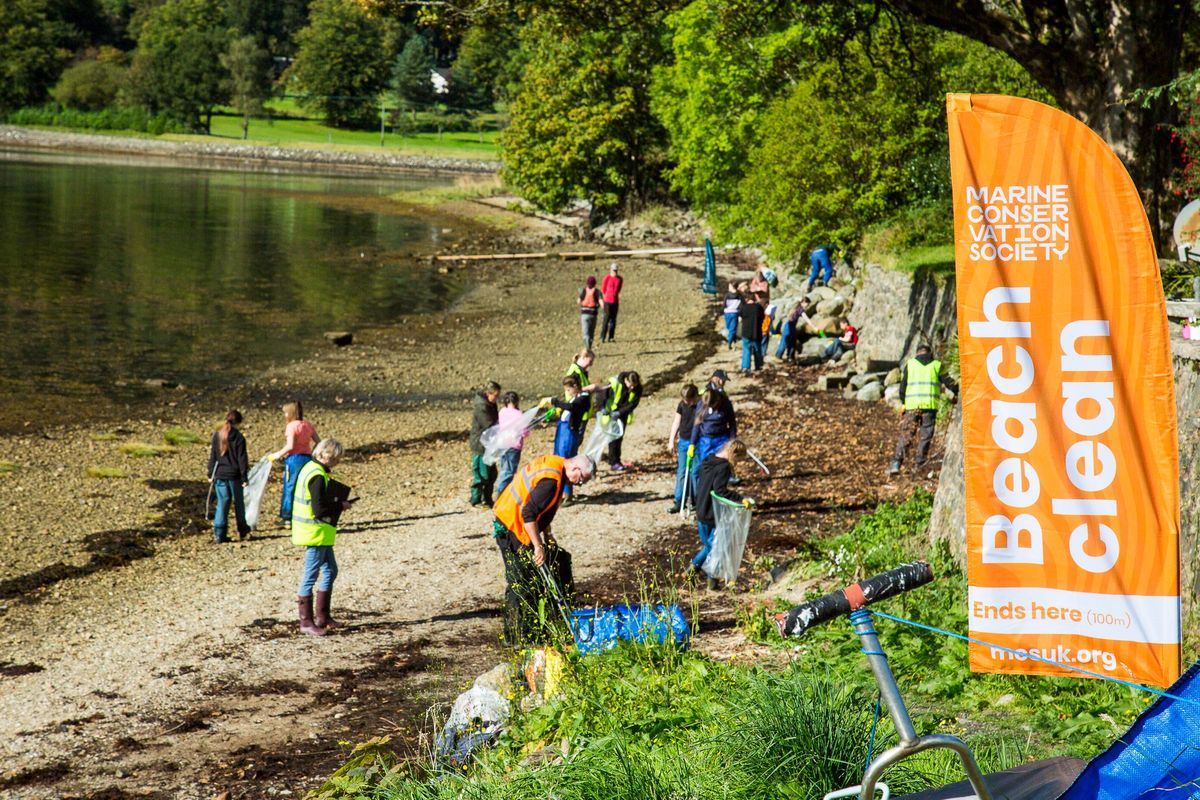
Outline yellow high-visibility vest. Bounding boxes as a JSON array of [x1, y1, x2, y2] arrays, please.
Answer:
[[904, 358, 942, 411], [291, 460, 337, 547]]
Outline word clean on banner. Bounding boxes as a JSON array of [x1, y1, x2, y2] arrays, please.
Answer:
[[946, 94, 1180, 687]]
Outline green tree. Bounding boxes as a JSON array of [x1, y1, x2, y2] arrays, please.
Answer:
[[0, 0, 69, 111], [288, 0, 390, 128], [391, 33, 436, 109], [129, 0, 230, 132], [501, 6, 677, 219], [51, 50, 128, 110], [452, 16, 524, 107], [878, 0, 1196, 247], [220, 34, 271, 139]]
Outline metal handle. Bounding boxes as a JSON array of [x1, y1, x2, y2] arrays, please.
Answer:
[[775, 561, 933, 637]]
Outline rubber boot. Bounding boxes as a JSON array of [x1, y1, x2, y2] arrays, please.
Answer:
[[297, 595, 326, 636], [314, 589, 336, 630]]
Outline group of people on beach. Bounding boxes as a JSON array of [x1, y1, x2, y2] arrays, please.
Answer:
[[206, 400, 348, 636], [204, 253, 951, 644]]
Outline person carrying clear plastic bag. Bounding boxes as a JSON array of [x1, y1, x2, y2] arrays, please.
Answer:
[[692, 438, 754, 590]]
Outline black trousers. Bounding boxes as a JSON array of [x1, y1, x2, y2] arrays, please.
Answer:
[[495, 530, 574, 647], [600, 301, 619, 341], [893, 409, 937, 466]]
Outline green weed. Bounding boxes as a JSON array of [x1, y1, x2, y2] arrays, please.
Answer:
[[87, 466, 126, 478], [0, 460, 17, 474], [119, 442, 174, 457], [90, 432, 119, 441], [163, 428, 201, 446]]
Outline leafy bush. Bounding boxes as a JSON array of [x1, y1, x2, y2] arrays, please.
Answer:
[[51, 58, 127, 110], [5, 104, 185, 134], [858, 201, 953, 270]]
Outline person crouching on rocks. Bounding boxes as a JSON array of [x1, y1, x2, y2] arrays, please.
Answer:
[[207, 409, 250, 544], [292, 438, 353, 636]]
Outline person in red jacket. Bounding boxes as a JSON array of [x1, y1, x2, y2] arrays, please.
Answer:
[[578, 276, 602, 349], [599, 263, 624, 343]]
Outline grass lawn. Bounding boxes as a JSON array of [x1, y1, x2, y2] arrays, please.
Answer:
[[187, 109, 502, 160]]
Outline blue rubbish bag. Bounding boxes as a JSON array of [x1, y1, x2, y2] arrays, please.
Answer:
[[569, 604, 690, 655]]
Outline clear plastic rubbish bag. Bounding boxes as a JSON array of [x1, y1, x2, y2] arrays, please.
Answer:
[[582, 416, 624, 464], [702, 494, 752, 583], [481, 407, 542, 466], [243, 456, 272, 530]]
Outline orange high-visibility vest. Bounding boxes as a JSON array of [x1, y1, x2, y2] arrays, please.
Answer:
[[493, 455, 566, 545], [579, 286, 600, 309]]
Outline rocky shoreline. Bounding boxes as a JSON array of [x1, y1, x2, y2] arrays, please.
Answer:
[[0, 124, 500, 176]]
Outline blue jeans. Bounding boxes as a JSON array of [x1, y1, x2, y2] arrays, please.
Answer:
[[825, 340, 853, 361], [496, 448, 521, 495], [741, 336, 763, 370], [213, 479, 248, 542], [775, 321, 793, 358], [723, 312, 738, 345], [809, 248, 832, 286], [280, 453, 312, 520], [694, 520, 716, 570], [691, 434, 729, 499], [553, 421, 580, 495], [298, 545, 338, 595], [674, 439, 690, 507]]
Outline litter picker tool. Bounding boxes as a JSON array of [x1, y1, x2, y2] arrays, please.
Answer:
[[537, 562, 574, 631], [204, 463, 218, 520], [747, 448, 771, 477], [679, 460, 691, 519]]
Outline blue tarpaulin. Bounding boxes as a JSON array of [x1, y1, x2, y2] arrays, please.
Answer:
[[570, 604, 690, 655], [1058, 660, 1200, 799]]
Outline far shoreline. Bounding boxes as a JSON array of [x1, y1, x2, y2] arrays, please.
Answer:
[[0, 124, 501, 179]]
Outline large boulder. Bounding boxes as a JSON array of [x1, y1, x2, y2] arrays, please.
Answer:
[[806, 317, 842, 335], [807, 286, 837, 303], [856, 383, 884, 402], [849, 372, 883, 390], [815, 295, 848, 317], [801, 337, 830, 358], [884, 367, 902, 386]]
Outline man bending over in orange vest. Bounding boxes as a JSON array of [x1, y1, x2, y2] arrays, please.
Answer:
[[491, 454, 595, 646]]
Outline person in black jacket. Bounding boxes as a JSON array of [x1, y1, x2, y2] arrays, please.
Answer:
[[693, 438, 751, 590], [469, 381, 501, 507], [207, 409, 250, 543], [738, 292, 766, 370]]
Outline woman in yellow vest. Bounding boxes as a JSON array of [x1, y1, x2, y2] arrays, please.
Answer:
[[292, 438, 353, 636], [491, 454, 595, 646]]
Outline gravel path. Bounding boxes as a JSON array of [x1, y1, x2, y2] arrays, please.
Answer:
[[0, 241, 719, 797]]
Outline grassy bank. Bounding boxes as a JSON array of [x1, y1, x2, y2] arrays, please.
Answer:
[[310, 489, 1182, 799], [5, 99, 503, 161]]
